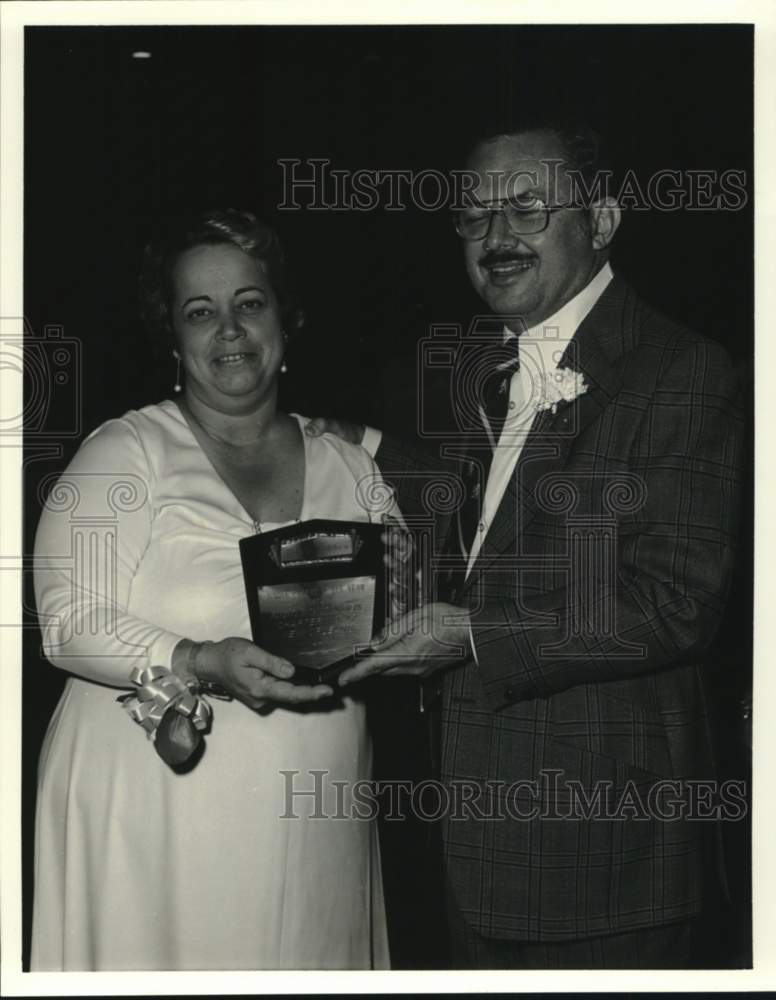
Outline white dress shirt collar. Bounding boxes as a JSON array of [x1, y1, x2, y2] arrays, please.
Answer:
[[505, 260, 614, 350], [465, 262, 614, 577]]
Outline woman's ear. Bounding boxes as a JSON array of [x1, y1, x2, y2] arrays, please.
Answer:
[[589, 198, 622, 250]]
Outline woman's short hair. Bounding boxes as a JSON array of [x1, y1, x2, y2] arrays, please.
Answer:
[[139, 209, 303, 353]]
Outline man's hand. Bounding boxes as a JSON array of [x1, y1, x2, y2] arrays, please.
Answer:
[[304, 416, 365, 444], [338, 603, 471, 686]]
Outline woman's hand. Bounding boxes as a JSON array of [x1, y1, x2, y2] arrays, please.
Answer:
[[173, 637, 333, 710]]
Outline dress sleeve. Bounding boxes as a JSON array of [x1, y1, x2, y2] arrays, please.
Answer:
[[364, 450, 404, 527], [360, 425, 383, 458], [33, 417, 186, 688]]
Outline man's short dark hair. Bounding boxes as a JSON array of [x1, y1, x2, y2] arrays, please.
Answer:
[[467, 115, 616, 203]]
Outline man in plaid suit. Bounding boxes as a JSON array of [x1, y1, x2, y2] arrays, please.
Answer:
[[323, 121, 743, 967]]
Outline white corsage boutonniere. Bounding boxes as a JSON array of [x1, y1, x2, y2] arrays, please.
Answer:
[[535, 368, 588, 414]]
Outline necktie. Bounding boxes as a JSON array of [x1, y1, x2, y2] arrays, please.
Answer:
[[460, 339, 521, 554], [423, 342, 520, 728], [442, 338, 520, 603], [483, 339, 522, 442]]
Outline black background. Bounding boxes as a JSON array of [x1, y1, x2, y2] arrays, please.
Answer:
[[22, 23, 753, 969]]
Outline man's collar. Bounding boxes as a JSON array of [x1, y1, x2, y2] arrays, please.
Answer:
[[503, 262, 614, 354]]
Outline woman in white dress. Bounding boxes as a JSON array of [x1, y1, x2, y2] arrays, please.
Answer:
[[32, 210, 392, 970]]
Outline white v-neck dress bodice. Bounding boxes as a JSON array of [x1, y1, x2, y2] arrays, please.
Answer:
[[32, 400, 391, 971]]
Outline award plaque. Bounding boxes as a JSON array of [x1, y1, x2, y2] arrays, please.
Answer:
[[239, 520, 386, 686]]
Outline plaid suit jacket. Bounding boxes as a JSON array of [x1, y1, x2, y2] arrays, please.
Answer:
[[376, 275, 744, 941]]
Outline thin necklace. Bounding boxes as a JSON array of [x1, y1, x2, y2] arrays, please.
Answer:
[[176, 399, 300, 536], [178, 397, 270, 447]]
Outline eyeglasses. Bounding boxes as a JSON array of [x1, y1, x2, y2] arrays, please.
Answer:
[[454, 197, 574, 241]]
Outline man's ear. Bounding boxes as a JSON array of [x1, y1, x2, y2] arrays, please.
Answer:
[[589, 198, 621, 250]]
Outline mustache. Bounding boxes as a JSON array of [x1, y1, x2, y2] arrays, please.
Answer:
[[479, 250, 537, 268]]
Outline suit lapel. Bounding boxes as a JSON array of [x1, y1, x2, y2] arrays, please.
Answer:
[[465, 275, 633, 586]]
